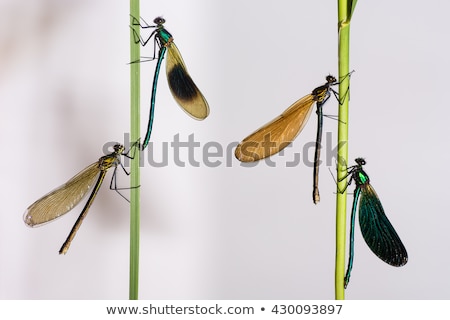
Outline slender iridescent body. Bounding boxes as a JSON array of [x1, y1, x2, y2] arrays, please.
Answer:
[[235, 76, 340, 204], [131, 16, 209, 149], [24, 144, 136, 254], [342, 158, 408, 288]]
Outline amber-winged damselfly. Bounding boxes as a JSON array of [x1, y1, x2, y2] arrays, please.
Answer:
[[235, 74, 351, 204], [24, 142, 139, 254]]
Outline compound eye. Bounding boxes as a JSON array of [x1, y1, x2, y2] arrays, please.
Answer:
[[326, 75, 337, 83], [153, 17, 165, 25]]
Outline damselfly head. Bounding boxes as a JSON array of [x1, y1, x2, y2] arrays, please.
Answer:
[[326, 75, 337, 84], [113, 144, 125, 154], [355, 158, 366, 166], [154, 17, 165, 25]]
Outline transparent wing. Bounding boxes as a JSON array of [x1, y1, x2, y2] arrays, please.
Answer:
[[165, 42, 209, 120], [235, 94, 315, 162], [24, 162, 100, 227], [359, 184, 408, 267]]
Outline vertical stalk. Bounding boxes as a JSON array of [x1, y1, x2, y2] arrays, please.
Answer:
[[335, 0, 355, 300], [129, 0, 140, 300]]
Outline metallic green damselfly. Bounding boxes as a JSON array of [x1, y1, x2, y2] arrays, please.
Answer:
[[342, 158, 408, 288], [131, 16, 209, 149]]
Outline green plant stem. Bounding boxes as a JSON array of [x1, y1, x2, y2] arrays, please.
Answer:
[[335, 0, 353, 300], [129, 0, 140, 300]]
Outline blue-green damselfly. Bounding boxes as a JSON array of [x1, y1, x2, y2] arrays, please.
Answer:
[[341, 158, 408, 288], [131, 16, 209, 149]]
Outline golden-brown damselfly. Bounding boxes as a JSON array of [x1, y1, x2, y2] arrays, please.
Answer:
[[235, 74, 350, 204], [24, 142, 138, 254]]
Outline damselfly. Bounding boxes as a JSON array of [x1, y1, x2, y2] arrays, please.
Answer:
[[24, 143, 138, 254], [131, 16, 209, 149], [235, 74, 350, 203], [341, 158, 408, 288]]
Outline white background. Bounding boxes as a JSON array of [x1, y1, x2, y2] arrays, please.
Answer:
[[1, 0, 449, 299]]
